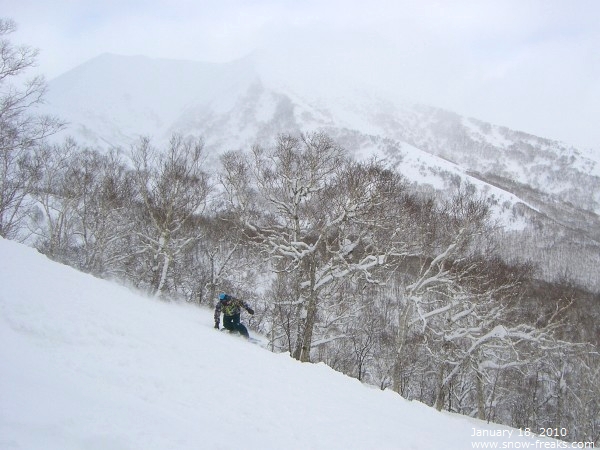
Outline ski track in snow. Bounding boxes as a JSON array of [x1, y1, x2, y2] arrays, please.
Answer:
[[0, 238, 561, 449]]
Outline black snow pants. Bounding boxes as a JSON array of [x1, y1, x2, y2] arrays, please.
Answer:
[[223, 313, 249, 338]]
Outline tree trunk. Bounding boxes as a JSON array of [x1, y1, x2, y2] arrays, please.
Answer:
[[299, 288, 318, 362], [294, 260, 317, 362], [155, 252, 170, 297], [555, 365, 566, 426], [292, 302, 305, 360], [392, 298, 412, 393], [154, 232, 170, 297], [476, 369, 486, 420], [435, 364, 446, 411]]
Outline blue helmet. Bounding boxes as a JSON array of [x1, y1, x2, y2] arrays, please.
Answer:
[[219, 293, 228, 301]]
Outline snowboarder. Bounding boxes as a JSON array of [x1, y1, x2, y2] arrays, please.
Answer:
[[214, 293, 254, 338]]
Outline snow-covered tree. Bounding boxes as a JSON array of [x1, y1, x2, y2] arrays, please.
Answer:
[[0, 18, 63, 239], [221, 133, 408, 361], [175, 213, 263, 307], [130, 134, 211, 296], [65, 147, 134, 276], [28, 140, 79, 260]]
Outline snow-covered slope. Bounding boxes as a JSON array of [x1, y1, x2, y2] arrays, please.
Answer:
[[0, 237, 562, 449], [44, 53, 260, 148]]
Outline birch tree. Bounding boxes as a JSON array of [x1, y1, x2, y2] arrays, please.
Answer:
[[28, 140, 79, 260], [391, 189, 489, 393], [390, 189, 575, 416], [131, 134, 211, 296], [221, 132, 408, 361], [0, 18, 63, 238], [66, 147, 134, 276], [176, 214, 262, 306]]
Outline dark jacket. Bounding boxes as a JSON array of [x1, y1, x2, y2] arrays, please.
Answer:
[[214, 296, 253, 328]]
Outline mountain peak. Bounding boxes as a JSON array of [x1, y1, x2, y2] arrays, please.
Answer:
[[39, 53, 600, 291]]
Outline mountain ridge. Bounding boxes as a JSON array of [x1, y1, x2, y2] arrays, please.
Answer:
[[41, 53, 600, 291]]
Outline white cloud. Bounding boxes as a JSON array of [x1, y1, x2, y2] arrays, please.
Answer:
[[2, 0, 599, 150]]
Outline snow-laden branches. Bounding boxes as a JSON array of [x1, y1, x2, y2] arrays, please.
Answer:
[[0, 19, 64, 239], [130, 134, 212, 296], [219, 133, 410, 361]]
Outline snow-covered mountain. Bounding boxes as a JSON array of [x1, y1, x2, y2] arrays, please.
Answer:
[[0, 237, 565, 449], [41, 53, 600, 290]]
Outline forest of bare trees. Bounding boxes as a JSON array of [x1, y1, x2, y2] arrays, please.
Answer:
[[2, 18, 598, 445]]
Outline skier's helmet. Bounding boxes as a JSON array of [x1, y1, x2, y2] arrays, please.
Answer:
[[219, 293, 228, 301]]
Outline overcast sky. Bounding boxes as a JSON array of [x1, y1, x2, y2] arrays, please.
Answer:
[[3, 0, 600, 152]]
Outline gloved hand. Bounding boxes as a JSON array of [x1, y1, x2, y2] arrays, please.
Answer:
[[214, 323, 219, 329], [247, 308, 255, 315]]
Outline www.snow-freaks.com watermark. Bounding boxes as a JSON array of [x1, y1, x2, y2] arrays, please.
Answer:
[[469, 428, 595, 449]]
